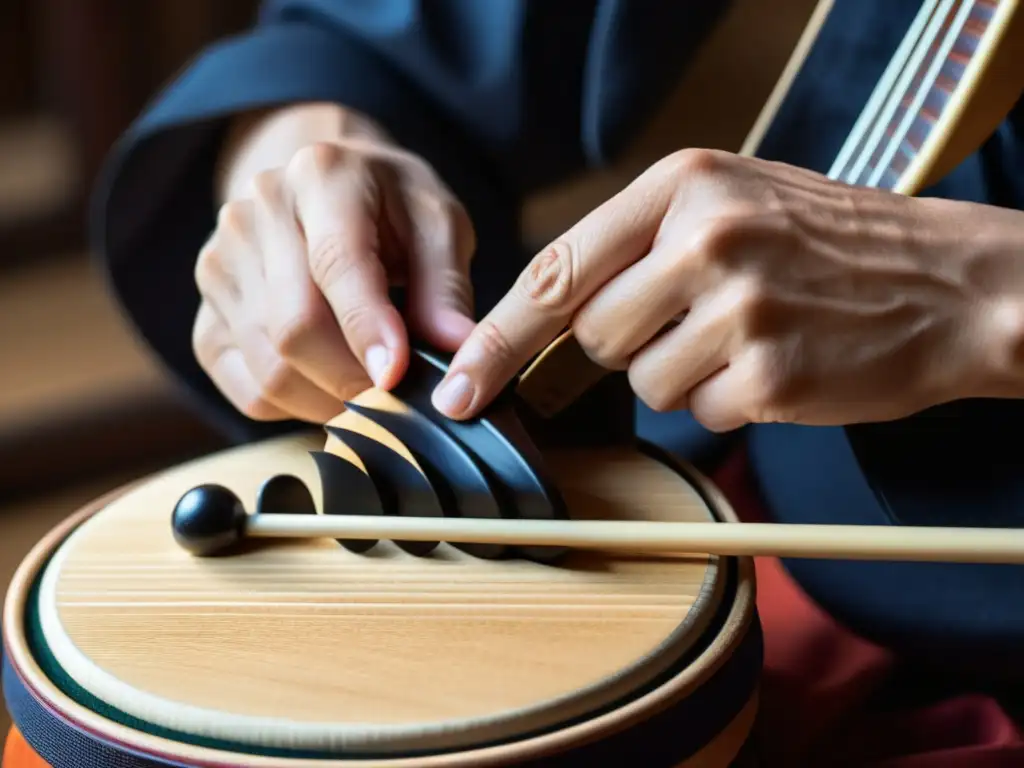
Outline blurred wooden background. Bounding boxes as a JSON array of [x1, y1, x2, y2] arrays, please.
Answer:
[[0, 0, 819, 740]]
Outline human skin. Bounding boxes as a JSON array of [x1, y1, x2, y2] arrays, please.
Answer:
[[431, 148, 1024, 432], [192, 102, 477, 423]]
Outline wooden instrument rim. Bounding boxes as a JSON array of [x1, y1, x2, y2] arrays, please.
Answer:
[[3, 446, 759, 767], [2, 656, 760, 768], [35, 437, 734, 753], [33, 509, 727, 753]]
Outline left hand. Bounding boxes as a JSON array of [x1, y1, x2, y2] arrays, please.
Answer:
[[430, 148, 1012, 432]]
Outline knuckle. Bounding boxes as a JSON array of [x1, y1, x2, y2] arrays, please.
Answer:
[[732, 277, 780, 339], [409, 190, 457, 245], [627, 367, 676, 413], [335, 301, 378, 341], [745, 345, 792, 419], [191, 321, 216, 369], [571, 313, 626, 370], [400, 186, 477, 275], [433, 195, 460, 234], [689, 218, 747, 268], [193, 241, 223, 290], [254, 357, 294, 403], [436, 197, 478, 267], [268, 302, 327, 358], [239, 396, 279, 421], [689, 404, 737, 434], [434, 265, 474, 313], [249, 169, 285, 208], [663, 147, 727, 179], [734, 273, 769, 310], [516, 241, 576, 312], [472, 319, 516, 365], [409, 186, 451, 220], [450, 200, 477, 263], [687, 403, 715, 431], [336, 376, 373, 403], [216, 199, 251, 237], [287, 141, 351, 183], [308, 236, 383, 289]]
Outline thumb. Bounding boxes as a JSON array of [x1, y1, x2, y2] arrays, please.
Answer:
[[400, 188, 478, 351]]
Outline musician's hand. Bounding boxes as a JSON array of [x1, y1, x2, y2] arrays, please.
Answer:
[[192, 109, 476, 423], [431, 148, 1021, 431]]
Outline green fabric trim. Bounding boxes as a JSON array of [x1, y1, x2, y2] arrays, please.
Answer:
[[25, 550, 333, 759], [21, 532, 736, 762]]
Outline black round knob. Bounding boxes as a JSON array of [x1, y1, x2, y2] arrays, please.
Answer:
[[171, 484, 246, 556]]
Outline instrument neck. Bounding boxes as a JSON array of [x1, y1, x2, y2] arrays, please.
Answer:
[[517, 372, 636, 449]]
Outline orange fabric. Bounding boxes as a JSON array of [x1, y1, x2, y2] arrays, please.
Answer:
[[2, 727, 49, 768], [714, 448, 1024, 767]]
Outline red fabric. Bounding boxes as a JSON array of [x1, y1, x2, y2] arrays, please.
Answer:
[[713, 448, 1024, 767]]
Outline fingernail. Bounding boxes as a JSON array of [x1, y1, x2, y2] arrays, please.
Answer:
[[432, 372, 474, 416], [364, 344, 391, 386]]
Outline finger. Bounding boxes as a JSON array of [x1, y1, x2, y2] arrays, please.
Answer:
[[398, 184, 477, 350], [194, 214, 244, 312], [203, 197, 349, 423], [197, 199, 267, 329], [432, 163, 678, 418], [250, 169, 375, 397], [571, 243, 695, 370], [287, 143, 408, 390], [626, 285, 744, 413], [231, 314, 349, 424], [687, 348, 767, 433], [192, 301, 289, 421], [214, 199, 267, 303], [217, 281, 348, 424]]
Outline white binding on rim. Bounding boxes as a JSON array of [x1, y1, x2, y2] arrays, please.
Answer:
[[35, 455, 726, 755]]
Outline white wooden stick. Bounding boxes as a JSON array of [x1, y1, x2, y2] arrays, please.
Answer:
[[245, 513, 1024, 564]]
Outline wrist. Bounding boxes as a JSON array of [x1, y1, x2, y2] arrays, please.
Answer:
[[931, 199, 1024, 401], [215, 102, 393, 203], [966, 296, 1024, 400]]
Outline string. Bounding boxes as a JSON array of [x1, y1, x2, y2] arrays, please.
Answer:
[[866, 0, 975, 188], [828, 0, 943, 182]]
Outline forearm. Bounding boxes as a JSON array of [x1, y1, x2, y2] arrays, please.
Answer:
[[215, 102, 391, 204]]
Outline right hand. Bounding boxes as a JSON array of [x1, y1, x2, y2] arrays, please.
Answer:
[[192, 132, 477, 424]]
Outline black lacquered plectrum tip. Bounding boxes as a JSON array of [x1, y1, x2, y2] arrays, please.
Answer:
[[256, 474, 316, 516], [326, 426, 444, 557], [345, 401, 508, 560], [310, 451, 383, 553], [393, 350, 570, 564]]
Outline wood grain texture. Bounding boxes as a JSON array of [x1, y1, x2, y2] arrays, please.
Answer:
[[1, 1, 815, 756], [516, 330, 613, 419], [0, 468, 153, 740], [37, 434, 729, 753]]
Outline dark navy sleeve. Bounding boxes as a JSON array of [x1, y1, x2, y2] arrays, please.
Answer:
[[90, 3, 524, 443], [747, 0, 1024, 675]]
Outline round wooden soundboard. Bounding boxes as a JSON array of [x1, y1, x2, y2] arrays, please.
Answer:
[[25, 426, 739, 756]]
